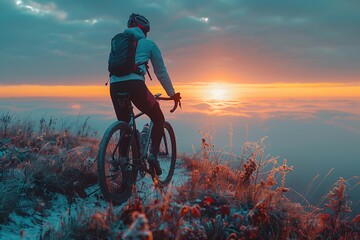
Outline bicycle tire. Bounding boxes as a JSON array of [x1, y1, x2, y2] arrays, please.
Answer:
[[155, 121, 177, 186], [97, 121, 139, 205]]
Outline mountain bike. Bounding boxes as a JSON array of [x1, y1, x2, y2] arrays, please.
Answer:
[[97, 92, 181, 204]]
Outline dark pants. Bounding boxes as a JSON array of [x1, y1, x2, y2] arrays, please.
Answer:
[[110, 80, 165, 155]]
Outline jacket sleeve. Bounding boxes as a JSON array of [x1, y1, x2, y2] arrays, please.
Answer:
[[150, 42, 175, 97]]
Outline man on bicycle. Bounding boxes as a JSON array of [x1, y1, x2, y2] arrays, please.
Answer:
[[109, 13, 180, 176]]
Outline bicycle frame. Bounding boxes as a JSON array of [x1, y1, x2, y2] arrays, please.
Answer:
[[117, 94, 153, 170], [131, 111, 154, 159], [97, 92, 179, 204], [116, 92, 178, 174]]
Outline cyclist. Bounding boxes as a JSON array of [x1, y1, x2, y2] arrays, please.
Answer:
[[109, 13, 180, 176]]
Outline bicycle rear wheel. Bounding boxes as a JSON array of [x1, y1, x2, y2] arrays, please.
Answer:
[[97, 121, 139, 205], [156, 121, 176, 186]]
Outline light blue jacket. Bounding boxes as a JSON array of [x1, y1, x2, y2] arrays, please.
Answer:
[[109, 27, 175, 97]]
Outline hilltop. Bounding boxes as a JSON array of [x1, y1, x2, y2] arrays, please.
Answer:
[[0, 113, 359, 239]]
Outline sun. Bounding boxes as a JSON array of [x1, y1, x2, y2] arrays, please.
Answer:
[[206, 84, 229, 101], [210, 88, 227, 100], [198, 82, 235, 102]]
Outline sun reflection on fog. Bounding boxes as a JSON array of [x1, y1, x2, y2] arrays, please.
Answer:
[[152, 82, 360, 118], [70, 104, 81, 110]]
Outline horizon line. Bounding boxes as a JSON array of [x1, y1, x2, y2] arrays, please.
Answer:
[[0, 82, 360, 99]]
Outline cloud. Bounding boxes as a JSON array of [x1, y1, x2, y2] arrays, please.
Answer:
[[0, 0, 359, 85], [14, 0, 67, 20]]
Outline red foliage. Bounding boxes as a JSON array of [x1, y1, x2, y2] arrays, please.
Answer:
[[239, 225, 259, 239], [247, 196, 271, 226], [200, 196, 216, 207], [240, 158, 257, 185], [352, 214, 360, 224], [179, 205, 191, 218], [220, 205, 231, 217], [191, 205, 202, 218]]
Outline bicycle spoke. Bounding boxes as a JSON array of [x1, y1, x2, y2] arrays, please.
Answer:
[[98, 116, 176, 203], [97, 121, 139, 205], [111, 134, 121, 163]]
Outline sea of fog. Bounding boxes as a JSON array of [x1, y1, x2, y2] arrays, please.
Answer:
[[1, 96, 359, 214]]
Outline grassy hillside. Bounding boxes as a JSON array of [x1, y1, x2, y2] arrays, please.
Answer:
[[0, 113, 359, 239]]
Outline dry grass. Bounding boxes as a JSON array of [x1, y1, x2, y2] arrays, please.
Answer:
[[0, 113, 99, 223], [44, 127, 359, 240], [1, 114, 359, 239]]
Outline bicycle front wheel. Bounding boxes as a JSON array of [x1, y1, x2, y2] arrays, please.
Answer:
[[156, 121, 177, 186], [97, 121, 139, 205]]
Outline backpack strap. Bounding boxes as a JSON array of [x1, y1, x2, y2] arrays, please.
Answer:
[[145, 62, 153, 81], [136, 61, 152, 81]]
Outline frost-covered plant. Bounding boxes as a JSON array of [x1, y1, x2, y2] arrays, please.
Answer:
[[0, 114, 99, 224], [321, 177, 353, 238], [122, 212, 153, 240], [0, 169, 25, 223], [43, 204, 125, 239]]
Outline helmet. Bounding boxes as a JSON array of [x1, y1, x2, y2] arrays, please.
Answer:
[[127, 13, 150, 34]]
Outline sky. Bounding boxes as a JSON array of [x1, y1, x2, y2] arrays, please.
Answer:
[[0, 0, 360, 87]]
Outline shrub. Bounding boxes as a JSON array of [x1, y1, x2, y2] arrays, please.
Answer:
[[0, 114, 99, 223]]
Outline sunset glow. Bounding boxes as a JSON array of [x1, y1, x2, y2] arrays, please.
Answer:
[[1, 83, 360, 100], [0, 85, 108, 98]]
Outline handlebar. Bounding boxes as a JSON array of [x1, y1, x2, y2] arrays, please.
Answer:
[[155, 93, 182, 113]]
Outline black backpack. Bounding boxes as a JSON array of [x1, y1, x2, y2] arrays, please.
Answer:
[[108, 32, 139, 77]]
